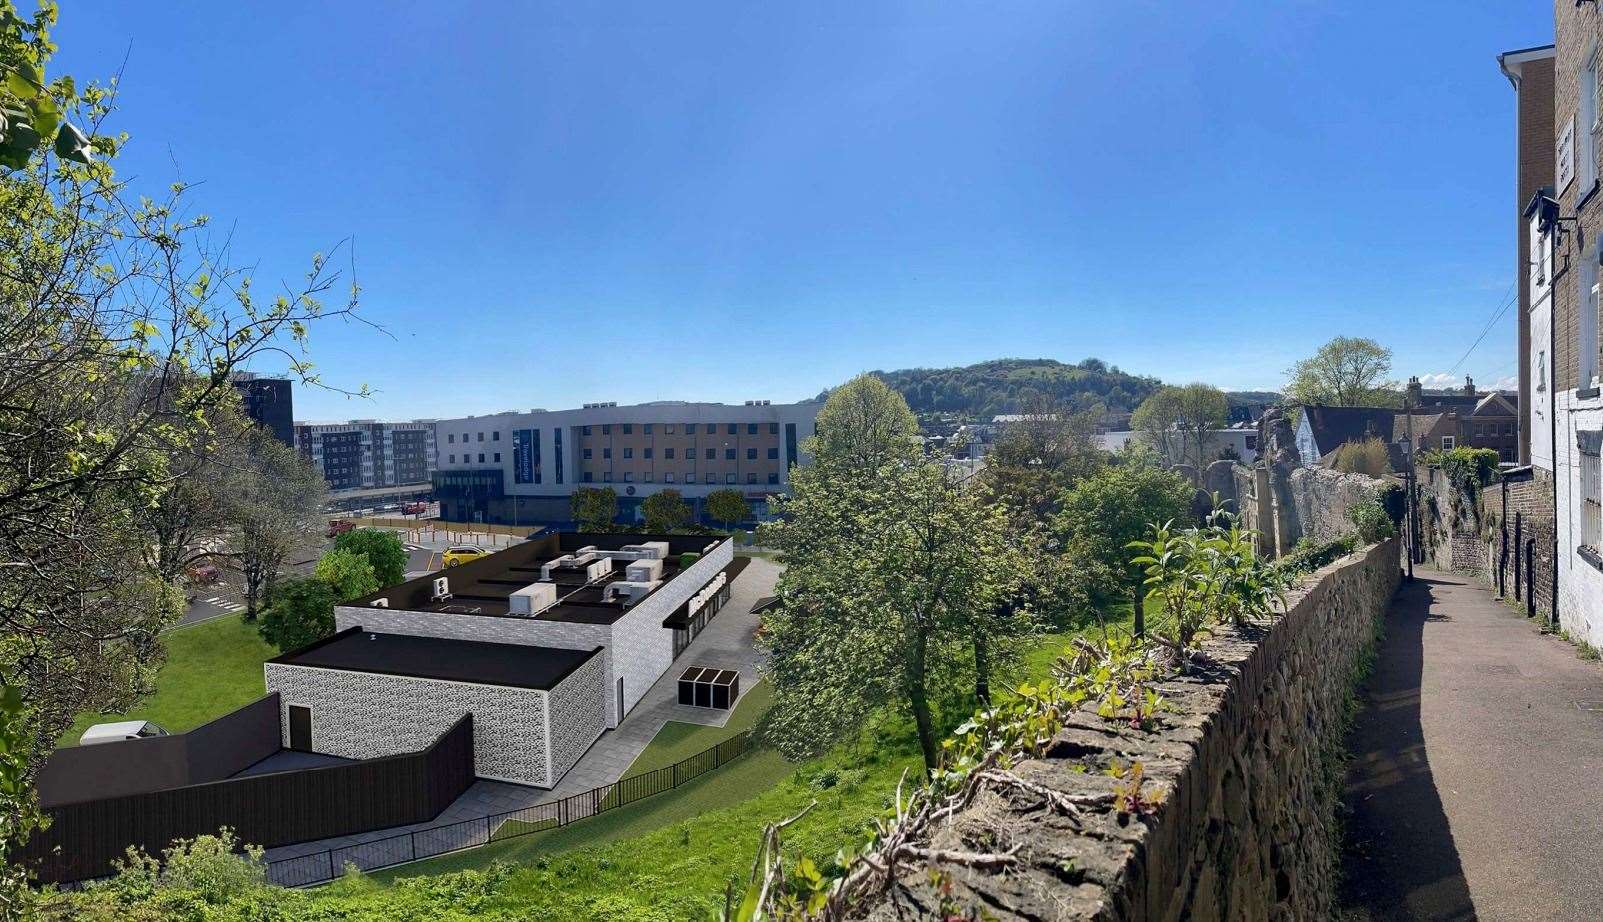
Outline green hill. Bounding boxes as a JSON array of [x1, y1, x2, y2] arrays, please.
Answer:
[[837, 358, 1163, 421]]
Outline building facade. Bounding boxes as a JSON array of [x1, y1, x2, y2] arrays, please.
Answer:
[[230, 374, 295, 447], [295, 420, 438, 492], [1502, 45, 1557, 465], [431, 401, 820, 526]]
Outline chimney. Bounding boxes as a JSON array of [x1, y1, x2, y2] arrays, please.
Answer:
[[1406, 376, 1422, 408], [1463, 375, 1475, 397]]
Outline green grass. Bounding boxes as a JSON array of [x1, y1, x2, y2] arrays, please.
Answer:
[[59, 614, 274, 746], [622, 681, 771, 777]]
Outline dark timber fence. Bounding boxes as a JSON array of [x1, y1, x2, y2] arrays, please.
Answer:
[[23, 715, 474, 885], [266, 728, 754, 887]]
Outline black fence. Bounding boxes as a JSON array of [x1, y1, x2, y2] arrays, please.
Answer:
[[23, 715, 474, 885], [267, 728, 753, 887]]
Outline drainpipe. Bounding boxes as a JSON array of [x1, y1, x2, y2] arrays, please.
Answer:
[[1550, 220, 1563, 630]]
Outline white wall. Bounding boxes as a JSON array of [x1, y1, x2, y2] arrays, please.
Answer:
[[1555, 391, 1603, 648], [1530, 214, 1556, 473]]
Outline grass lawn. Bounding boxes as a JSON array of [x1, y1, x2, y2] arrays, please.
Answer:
[[59, 614, 274, 746]]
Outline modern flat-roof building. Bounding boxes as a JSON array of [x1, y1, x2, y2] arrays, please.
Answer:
[[431, 400, 820, 526], [295, 419, 438, 492], [264, 532, 738, 788], [231, 373, 295, 447]]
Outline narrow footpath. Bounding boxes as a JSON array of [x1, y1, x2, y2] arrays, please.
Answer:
[[1339, 569, 1603, 921]]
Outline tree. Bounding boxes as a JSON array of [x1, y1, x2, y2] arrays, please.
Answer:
[[1131, 388, 1184, 462], [0, 2, 362, 804], [812, 373, 921, 474], [258, 578, 336, 654], [758, 383, 1034, 773], [1055, 465, 1196, 634], [138, 402, 252, 584], [642, 489, 691, 533], [1173, 383, 1230, 472], [1286, 336, 1398, 407], [705, 488, 750, 531], [982, 395, 1107, 519], [571, 487, 618, 532], [232, 432, 328, 619], [313, 548, 379, 603], [332, 528, 408, 587]]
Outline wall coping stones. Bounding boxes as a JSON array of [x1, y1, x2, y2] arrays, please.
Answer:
[[862, 538, 1401, 921]]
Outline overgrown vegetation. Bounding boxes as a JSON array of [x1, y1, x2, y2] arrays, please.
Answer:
[[1347, 499, 1395, 544], [1424, 446, 1500, 495], [1330, 437, 1390, 476]]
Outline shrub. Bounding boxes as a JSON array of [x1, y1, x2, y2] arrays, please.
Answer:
[[332, 528, 408, 587], [1331, 437, 1390, 476], [1425, 446, 1500, 491], [679, 551, 701, 568], [1348, 499, 1395, 543], [1375, 482, 1406, 525], [1275, 534, 1359, 577], [258, 578, 336, 653]]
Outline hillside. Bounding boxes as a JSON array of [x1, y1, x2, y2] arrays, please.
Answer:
[[852, 358, 1163, 421]]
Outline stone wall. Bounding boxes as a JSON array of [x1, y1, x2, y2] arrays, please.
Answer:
[[1287, 466, 1380, 546], [1221, 461, 1382, 557], [863, 538, 1401, 921], [1416, 464, 1556, 622]]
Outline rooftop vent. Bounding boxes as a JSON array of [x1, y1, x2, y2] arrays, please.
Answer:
[[370, 598, 389, 608], [431, 577, 452, 602]]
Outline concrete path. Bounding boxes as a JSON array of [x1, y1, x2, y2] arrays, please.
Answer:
[[262, 555, 778, 876], [1339, 569, 1603, 922]]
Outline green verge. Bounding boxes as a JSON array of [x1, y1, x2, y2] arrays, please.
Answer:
[[59, 614, 274, 746]]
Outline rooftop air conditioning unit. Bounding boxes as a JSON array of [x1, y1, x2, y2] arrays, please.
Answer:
[[626, 558, 664, 582], [370, 598, 389, 608], [509, 582, 558, 616], [432, 577, 451, 601]]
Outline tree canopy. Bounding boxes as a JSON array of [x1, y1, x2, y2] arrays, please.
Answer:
[[333, 529, 408, 588], [705, 488, 750, 529], [312, 548, 379, 603], [571, 487, 618, 532], [258, 578, 337, 654], [858, 357, 1163, 421], [642, 489, 691, 533], [1286, 336, 1398, 407]]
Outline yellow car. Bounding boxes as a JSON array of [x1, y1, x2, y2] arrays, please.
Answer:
[[442, 546, 487, 567]]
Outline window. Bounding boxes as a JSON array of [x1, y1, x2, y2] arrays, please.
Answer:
[[1539, 350, 1549, 393], [665, 472, 675, 483], [583, 448, 593, 460], [623, 447, 633, 459], [726, 448, 736, 460], [688, 472, 696, 483], [665, 447, 675, 459], [705, 473, 716, 484], [747, 423, 758, 435], [769, 422, 779, 434], [767, 447, 778, 460], [493, 431, 501, 441], [622, 424, 633, 434], [602, 424, 611, 435], [665, 424, 675, 434], [746, 448, 757, 460], [623, 472, 633, 483], [582, 425, 591, 436], [706, 448, 715, 460], [493, 452, 501, 463], [448, 454, 455, 463], [447, 434, 455, 443], [1441, 436, 1455, 450], [1504, 423, 1514, 436], [477, 432, 484, 442], [603, 448, 612, 459], [584, 471, 593, 482], [727, 424, 737, 434], [726, 473, 737, 484], [1582, 252, 1600, 389], [644, 447, 653, 459], [1583, 433, 1602, 550], [685, 423, 696, 434], [768, 472, 779, 484], [1474, 424, 1484, 437], [747, 473, 758, 484], [478, 453, 485, 463], [643, 424, 652, 434], [644, 473, 653, 482], [1587, 50, 1602, 192], [603, 472, 613, 483]]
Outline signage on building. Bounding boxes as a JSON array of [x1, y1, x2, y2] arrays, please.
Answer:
[[513, 429, 535, 484], [1559, 115, 1576, 194]]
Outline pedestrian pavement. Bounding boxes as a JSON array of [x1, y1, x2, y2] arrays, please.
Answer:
[[262, 555, 779, 869], [1339, 569, 1603, 922]]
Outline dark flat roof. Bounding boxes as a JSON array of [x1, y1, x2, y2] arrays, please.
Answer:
[[272, 627, 601, 690]]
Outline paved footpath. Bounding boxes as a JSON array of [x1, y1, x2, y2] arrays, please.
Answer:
[[1339, 569, 1603, 922]]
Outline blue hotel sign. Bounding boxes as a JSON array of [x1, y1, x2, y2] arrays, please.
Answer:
[[513, 429, 536, 484]]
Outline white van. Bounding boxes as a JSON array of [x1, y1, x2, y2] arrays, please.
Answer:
[[78, 720, 169, 746]]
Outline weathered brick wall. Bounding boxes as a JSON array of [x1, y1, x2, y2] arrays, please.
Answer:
[[862, 539, 1401, 921], [1416, 465, 1556, 620]]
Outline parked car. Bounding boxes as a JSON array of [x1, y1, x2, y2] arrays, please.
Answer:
[[185, 562, 220, 586], [79, 720, 169, 746], [401, 501, 427, 515], [327, 519, 356, 538], [442, 545, 487, 567]]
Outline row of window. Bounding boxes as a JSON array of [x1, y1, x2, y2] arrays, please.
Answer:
[[1471, 423, 1515, 437], [583, 446, 778, 461], [446, 431, 502, 444], [447, 453, 502, 465], [580, 471, 778, 485], [581, 422, 779, 437]]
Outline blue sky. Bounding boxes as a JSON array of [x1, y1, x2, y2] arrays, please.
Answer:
[[54, 1, 1548, 420]]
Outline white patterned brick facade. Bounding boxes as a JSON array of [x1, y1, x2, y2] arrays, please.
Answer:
[[546, 652, 607, 782], [265, 662, 554, 786]]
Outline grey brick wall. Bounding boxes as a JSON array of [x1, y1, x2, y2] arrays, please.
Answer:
[[264, 663, 551, 786], [546, 651, 607, 783]]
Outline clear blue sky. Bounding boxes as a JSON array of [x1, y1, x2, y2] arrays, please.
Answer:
[[53, 1, 1549, 420]]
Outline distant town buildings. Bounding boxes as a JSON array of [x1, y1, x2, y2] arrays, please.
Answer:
[[431, 400, 820, 526], [294, 419, 437, 492], [230, 373, 294, 447], [1291, 377, 1518, 470]]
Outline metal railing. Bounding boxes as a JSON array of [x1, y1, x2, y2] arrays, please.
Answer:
[[265, 729, 754, 887]]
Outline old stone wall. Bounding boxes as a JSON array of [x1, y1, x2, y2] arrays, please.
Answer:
[[1417, 464, 1556, 621], [1221, 462, 1381, 556], [1287, 466, 1379, 546], [863, 539, 1401, 922]]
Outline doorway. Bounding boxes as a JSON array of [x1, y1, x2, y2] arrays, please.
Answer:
[[616, 678, 625, 724], [288, 705, 312, 751]]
